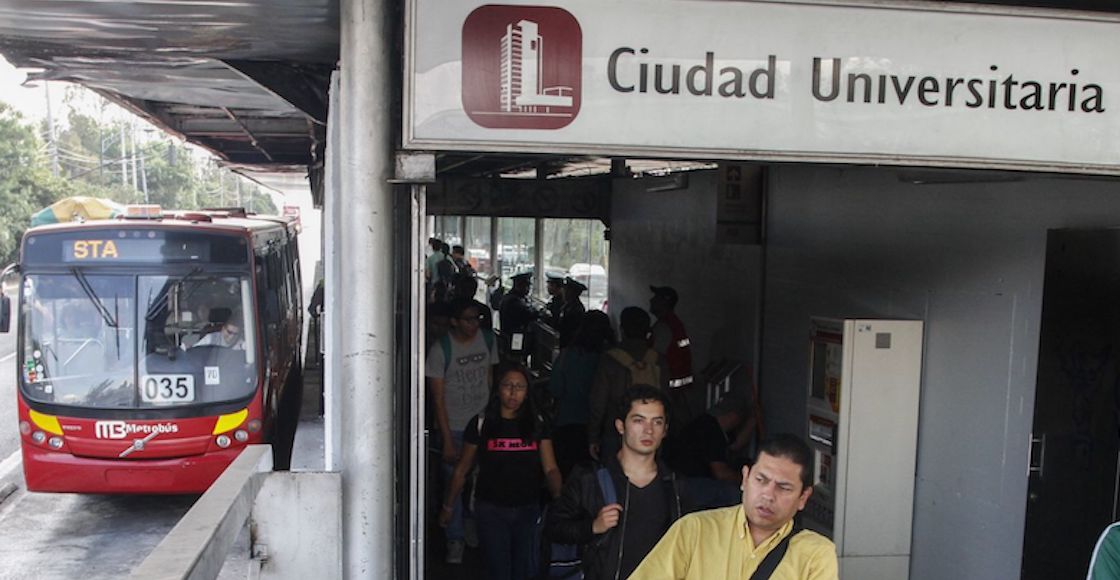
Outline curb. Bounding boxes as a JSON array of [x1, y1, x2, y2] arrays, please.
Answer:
[[0, 482, 16, 506]]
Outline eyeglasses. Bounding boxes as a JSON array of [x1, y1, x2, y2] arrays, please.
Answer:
[[499, 381, 528, 392]]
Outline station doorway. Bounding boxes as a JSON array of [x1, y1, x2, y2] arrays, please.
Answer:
[[1024, 228, 1120, 579]]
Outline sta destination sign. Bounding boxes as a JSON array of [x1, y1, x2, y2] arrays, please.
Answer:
[[404, 0, 1120, 175]]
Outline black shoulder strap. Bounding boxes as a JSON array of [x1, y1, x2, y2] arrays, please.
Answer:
[[749, 525, 801, 580]]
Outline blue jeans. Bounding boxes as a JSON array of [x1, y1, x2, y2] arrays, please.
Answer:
[[440, 430, 466, 542], [474, 499, 541, 580]]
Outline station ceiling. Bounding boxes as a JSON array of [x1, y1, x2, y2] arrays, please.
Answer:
[[0, 0, 1117, 186]]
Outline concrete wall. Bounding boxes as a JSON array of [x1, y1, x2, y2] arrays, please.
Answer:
[[762, 165, 1120, 580], [252, 472, 342, 579], [609, 170, 762, 404]]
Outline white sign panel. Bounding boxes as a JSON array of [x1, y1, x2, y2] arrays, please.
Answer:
[[404, 0, 1120, 174]]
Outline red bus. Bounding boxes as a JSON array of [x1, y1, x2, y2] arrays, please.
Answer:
[[0, 206, 304, 493]]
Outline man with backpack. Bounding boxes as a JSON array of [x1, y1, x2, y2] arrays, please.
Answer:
[[425, 298, 498, 564], [630, 433, 838, 579], [587, 307, 668, 461], [545, 385, 688, 580]]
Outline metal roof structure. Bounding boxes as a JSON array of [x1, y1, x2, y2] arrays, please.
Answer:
[[1, 0, 1118, 189]]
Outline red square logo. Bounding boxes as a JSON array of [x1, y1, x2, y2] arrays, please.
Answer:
[[462, 5, 582, 130]]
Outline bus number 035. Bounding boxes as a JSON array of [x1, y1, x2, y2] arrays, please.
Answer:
[[142, 374, 195, 403]]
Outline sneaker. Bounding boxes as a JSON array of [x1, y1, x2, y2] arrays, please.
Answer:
[[446, 540, 465, 564], [463, 518, 479, 548]]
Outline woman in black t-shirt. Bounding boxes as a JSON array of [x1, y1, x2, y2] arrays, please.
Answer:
[[440, 363, 563, 580]]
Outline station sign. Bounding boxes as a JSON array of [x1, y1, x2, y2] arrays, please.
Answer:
[[404, 0, 1120, 174]]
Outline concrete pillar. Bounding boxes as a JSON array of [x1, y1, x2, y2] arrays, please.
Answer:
[[338, 0, 395, 577]]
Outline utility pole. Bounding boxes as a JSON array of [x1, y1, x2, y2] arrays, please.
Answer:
[[139, 145, 149, 203], [98, 100, 104, 182], [130, 122, 139, 191], [98, 124, 104, 181], [119, 125, 128, 186], [44, 82, 59, 176]]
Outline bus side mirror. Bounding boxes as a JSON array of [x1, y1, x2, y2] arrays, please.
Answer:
[[0, 263, 18, 333], [0, 294, 10, 333]]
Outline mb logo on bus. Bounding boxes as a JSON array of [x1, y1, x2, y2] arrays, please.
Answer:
[[461, 5, 582, 130], [94, 421, 179, 440]]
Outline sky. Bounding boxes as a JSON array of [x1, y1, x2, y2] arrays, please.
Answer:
[[0, 55, 59, 121]]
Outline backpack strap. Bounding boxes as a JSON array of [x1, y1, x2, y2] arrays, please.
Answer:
[[440, 334, 452, 374], [442, 329, 494, 373], [641, 349, 660, 384], [596, 467, 617, 506], [749, 525, 802, 580], [482, 327, 494, 354]]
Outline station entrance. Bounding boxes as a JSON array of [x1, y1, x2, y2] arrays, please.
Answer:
[[408, 160, 764, 578]]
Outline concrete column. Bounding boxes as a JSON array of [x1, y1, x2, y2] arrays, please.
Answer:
[[338, 0, 395, 577], [323, 72, 341, 472]]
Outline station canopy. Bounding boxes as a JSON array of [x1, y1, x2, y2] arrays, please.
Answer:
[[0, 0, 1116, 188]]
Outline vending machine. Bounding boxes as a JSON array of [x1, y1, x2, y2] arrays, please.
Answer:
[[804, 318, 923, 580]]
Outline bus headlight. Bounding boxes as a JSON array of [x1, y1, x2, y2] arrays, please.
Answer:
[[215, 435, 232, 448], [247, 419, 262, 433], [234, 430, 249, 443], [48, 437, 63, 449], [31, 431, 46, 444], [19, 421, 30, 435]]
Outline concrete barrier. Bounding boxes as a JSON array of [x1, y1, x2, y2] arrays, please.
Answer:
[[130, 445, 273, 580]]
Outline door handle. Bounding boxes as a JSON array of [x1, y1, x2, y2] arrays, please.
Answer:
[[1029, 433, 1046, 479]]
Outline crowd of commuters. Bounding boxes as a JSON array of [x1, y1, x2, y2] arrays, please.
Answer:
[[423, 239, 839, 579]]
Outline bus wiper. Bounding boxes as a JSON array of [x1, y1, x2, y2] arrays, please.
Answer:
[[144, 267, 204, 321], [71, 268, 118, 328], [113, 295, 121, 356]]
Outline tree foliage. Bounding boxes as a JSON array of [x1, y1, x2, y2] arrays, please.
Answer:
[[0, 89, 279, 263]]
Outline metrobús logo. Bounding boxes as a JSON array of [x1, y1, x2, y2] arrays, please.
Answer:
[[94, 421, 179, 440], [461, 4, 582, 129]]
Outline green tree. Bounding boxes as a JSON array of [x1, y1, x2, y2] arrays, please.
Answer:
[[0, 89, 284, 265], [0, 102, 90, 262]]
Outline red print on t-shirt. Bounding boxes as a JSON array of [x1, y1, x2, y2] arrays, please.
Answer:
[[487, 438, 540, 451]]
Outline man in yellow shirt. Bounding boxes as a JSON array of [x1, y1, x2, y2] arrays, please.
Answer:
[[630, 433, 838, 579]]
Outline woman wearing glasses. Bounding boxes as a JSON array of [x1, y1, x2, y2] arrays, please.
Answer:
[[440, 363, 562, 580]]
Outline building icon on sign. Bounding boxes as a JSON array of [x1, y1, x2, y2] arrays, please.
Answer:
[[497, 20, 573, 114], [462, 5, 581, 129]]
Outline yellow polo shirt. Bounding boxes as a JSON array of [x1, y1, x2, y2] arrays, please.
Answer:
[[628, 505, 838, 580]]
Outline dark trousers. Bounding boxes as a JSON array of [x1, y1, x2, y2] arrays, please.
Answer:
[[474, 499, 541, 580], [668, 386, 697, 427], [552, 423, 590, 479]]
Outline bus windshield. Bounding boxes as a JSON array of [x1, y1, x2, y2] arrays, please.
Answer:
[[20, 272, 258, 410]]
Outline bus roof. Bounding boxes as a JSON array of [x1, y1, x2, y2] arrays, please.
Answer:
[[24, 210, 296, 238]]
